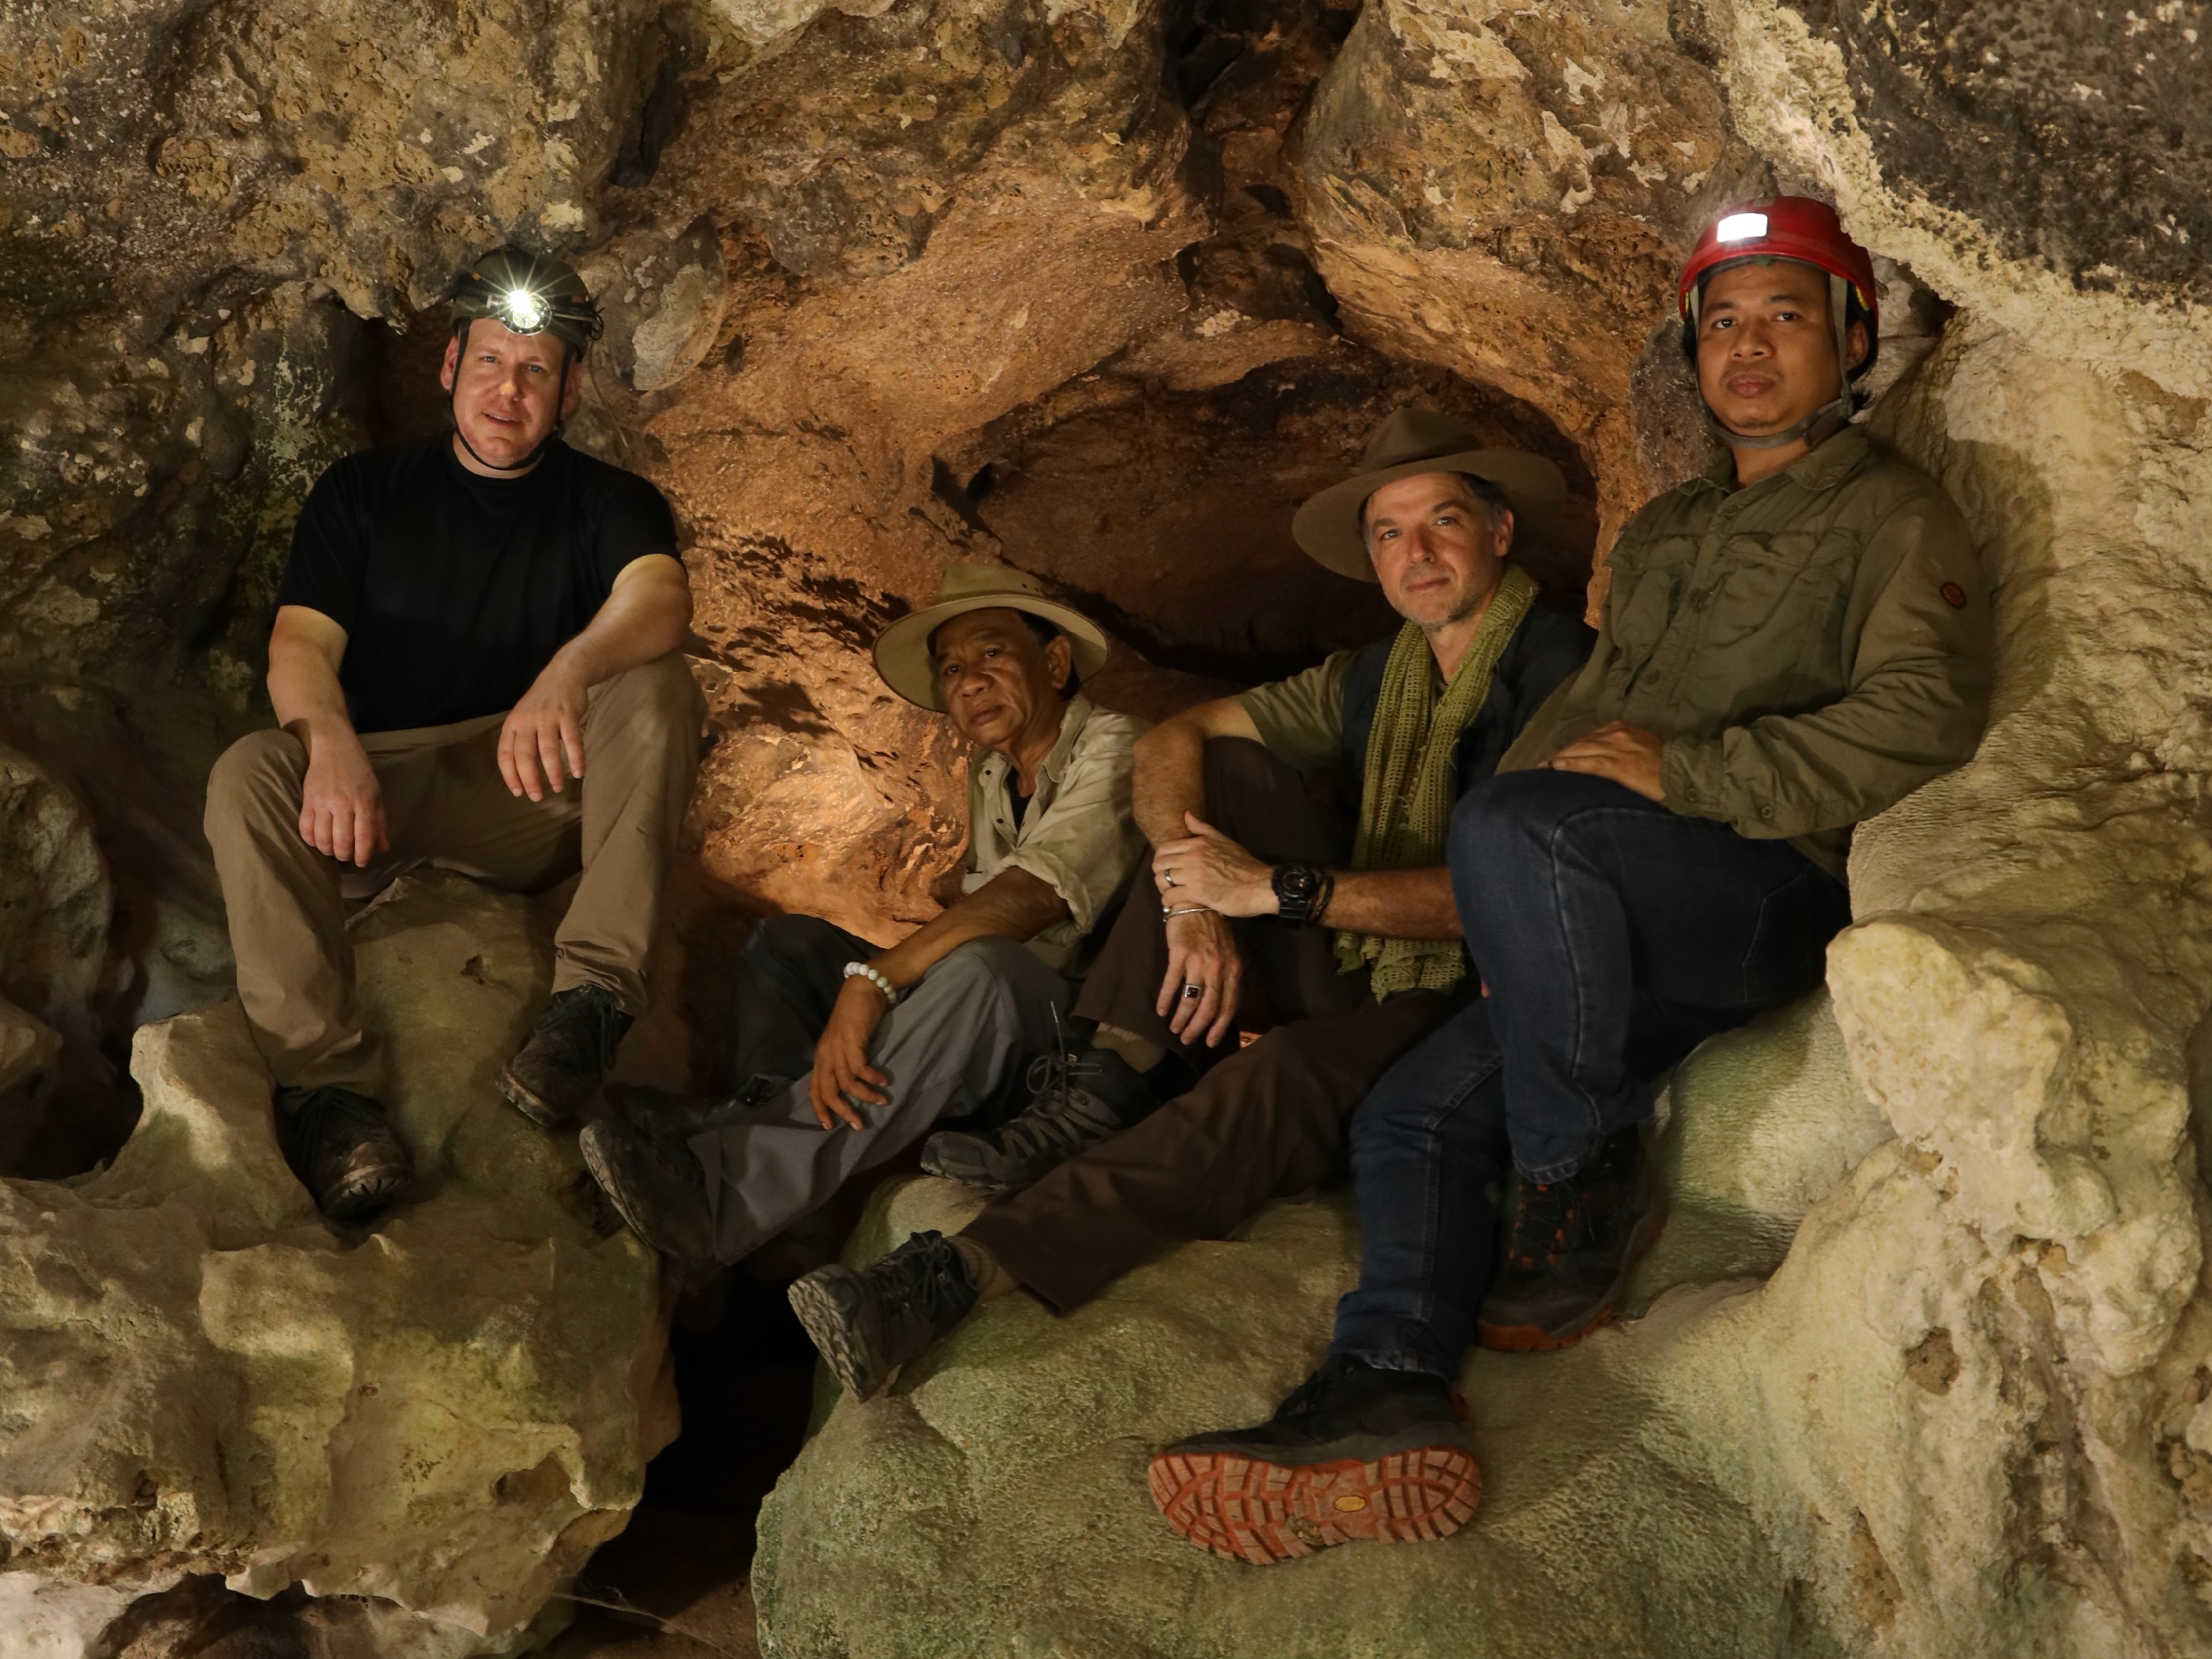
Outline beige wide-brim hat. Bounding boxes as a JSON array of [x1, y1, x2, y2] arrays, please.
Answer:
[[873, 561, 1111, 711], [1292, 406, 1569, 582]]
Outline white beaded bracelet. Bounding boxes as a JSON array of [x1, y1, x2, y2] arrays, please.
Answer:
[[843, 960, 901, 1004]]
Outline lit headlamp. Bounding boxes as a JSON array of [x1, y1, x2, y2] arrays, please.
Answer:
[[497, 286, 550, 334], [448, 246, 604, 353]]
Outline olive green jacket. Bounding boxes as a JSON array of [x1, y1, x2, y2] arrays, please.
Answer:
[[1500, 428, 1993, 878]]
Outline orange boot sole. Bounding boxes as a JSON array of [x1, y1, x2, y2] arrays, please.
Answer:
[[1148, 1444, 1482, 1565]]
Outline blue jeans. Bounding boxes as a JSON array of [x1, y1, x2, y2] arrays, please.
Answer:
[[1330, 770, 1849, 1377]]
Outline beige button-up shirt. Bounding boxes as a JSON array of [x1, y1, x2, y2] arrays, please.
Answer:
[[963, 693, 1148, 975]]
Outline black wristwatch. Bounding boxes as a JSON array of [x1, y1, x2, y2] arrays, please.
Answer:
[[1272, 861, 1334, 926]]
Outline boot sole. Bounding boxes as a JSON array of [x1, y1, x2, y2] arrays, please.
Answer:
[[1148, 1444, 1481, 1565], [322, 1162, 411, 1225], [1476, 1196, 1669, 1354], [577, 1126, 716, 1271], [787, 1269, 894, 1403], [497, 1064, 574, 1129]]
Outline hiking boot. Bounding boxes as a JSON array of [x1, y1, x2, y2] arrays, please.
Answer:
[[786, 1230, 979, 1402], [616, 1084, 740, 1146], [1148, 1354, 1480, 1565], [499, 984, 634, 1127], [579, 1118, 715, 1272], [920, 1046, 1157, 1195], [1476, 1124, 1662, 1353], [276, 1086, 413, 1224]]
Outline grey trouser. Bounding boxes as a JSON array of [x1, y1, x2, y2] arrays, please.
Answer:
[[690, 914, 1071, 1264]]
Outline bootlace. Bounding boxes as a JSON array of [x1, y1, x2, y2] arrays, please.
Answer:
[[286, 1086, 389, 1175], [872, 1231, 978, 1333], [1271, 1354, 1374, 1422], [533, 984, 627, 1070], [1505, 1177, 1582, 1271], [996, 1046, 1118, 1163]]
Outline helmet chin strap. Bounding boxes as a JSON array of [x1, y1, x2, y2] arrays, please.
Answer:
[[1702, 272, 1858, 453]]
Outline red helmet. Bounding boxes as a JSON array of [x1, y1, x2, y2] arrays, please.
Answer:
[[1677, 196, 1878, 329]]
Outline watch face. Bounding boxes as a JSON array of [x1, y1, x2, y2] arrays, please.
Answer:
[[1277, 864, 1318, 900]]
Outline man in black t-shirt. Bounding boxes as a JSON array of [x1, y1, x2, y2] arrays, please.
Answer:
[[204, 247, 704, 1222]]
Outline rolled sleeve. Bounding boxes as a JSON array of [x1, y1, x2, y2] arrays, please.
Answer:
[[1239, 651, 1354, 778], [999, 712, 1145, 938]]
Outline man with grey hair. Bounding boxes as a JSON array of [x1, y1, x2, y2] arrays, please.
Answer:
[[578, 563, 1148, 1276]]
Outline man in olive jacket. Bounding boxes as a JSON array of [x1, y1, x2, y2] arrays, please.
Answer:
[[1145, 198, 1993, 1566]]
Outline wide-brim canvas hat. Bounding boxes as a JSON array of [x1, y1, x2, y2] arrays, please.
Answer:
[[874, 561, 1110, 711], [1292, 407, 1568, 582]]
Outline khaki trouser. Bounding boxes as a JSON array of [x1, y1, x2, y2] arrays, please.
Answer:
[[204, 654, 704, 1098]]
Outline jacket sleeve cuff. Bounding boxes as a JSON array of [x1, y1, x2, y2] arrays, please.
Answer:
[[1660, 737, 1729, 820]]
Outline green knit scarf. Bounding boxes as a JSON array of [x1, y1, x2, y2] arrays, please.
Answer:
[[1335, 563, 1538, 999]]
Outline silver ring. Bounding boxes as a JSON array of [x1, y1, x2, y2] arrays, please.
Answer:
[[1182, 983, 1202, 1000], [1164, 871, 1180, 888]]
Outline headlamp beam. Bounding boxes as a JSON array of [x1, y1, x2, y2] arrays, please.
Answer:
[[499, 286, 549, 335]]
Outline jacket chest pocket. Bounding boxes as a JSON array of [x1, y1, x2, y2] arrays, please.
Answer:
[[1698, 531, 1855, 659], [1600, 533, 1698, 684]]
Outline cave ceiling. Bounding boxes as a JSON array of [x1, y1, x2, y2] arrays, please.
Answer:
[[0, 0, 2208, 1101]]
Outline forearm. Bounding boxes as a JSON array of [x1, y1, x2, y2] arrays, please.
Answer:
[[267, 640, 356, 746], [1662, 669, 1990, 838], [1131, 718, 1211, 848], [1317, 866, 1461, 940], [869, 868, 1068, 989], [551, 559, 691, 689]]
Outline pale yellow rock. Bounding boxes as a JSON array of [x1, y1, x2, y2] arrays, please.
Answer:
[[755, 994, 1936, 1659], [0, 874, 675, 1651]]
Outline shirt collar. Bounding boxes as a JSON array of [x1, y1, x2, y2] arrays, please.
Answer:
[[977, 693, 1093, 788]]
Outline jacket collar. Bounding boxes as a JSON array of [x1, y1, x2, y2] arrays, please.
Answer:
[[1697, 424, 1876, 498]]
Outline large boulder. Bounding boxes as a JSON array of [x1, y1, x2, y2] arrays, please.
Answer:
[[750, 994, 1914, 1657], [756, 950, 2212, 1656], [0, 872, 674, 1654]]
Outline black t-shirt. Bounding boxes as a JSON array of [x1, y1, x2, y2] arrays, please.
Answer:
[[275, 435, 679, 733]]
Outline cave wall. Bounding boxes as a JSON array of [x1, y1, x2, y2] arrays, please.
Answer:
[[2, 0, 2211, 1650]]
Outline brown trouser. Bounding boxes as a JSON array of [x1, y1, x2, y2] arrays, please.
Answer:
[[962, 739, 1455, 1314], [203, 654, 704, 1097]]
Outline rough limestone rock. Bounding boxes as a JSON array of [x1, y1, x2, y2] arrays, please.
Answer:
[[0, 744, 109, 1050], [0, 1000, 60, 1100], [0, 873, 674, 1654], [751, 994, 1905, 1657], [6, 0, 2212, 1648]]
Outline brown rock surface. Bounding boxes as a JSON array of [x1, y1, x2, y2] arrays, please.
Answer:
[[1, 0, 2210, 1651]]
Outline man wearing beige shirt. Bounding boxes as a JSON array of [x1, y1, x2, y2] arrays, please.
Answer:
[[580, 564, 1146, 1274]]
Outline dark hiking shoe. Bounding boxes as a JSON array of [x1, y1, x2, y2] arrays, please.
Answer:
[[276, 1086, 412, 1224], [1148, 1355, 1481, 1565], [1477, 1124, 1663, 1353], [920, 1046, 1157, 1195], [786, 1229, 979, 1402], [617, 1084, 740, 1146], [579, 1118, 714, 1272], [499, 984, 634, 1127]]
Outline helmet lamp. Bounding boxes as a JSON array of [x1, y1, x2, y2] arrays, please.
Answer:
[[501, 286, 548, 333], [1714, 211, 1769, 243]]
